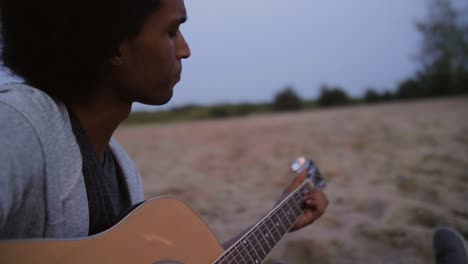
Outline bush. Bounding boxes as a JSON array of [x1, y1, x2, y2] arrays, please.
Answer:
[[317, 85, 350, 107], [364, 89, 381, 103], [272, 87, 303, 111], [396, 79, 426, 99], [381, 90, 395, 101], [209, 105, 232, 119], [233, 103, 256, 116]]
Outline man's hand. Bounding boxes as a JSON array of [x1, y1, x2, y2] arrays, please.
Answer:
[[223, 169, 328, 249], [278, 169, 329, 232]]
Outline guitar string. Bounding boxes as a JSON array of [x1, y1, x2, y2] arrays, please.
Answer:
[[220, 188, 306, 264], [218, 207, 300, 264], [238, 200, 303, 263], [232, 208, 296, 264], [216, 184, 312, 264], [217, 183, 310, 264], [218, 165, 318, 264], [238, 206, 302, 264], [216, 210, 298, 264], [223, 171, 321, 264], [219, 185, 309, 264]]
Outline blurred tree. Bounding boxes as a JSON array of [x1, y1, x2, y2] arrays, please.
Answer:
[[317, 85, 350, 107], [381, 90, 395, 101], [364, 88, 381, 103], [272, 86, 303, 111], [232, 103, 253, 116], [416, 0, 468, 96], [397, 78, 427, 99], [210, 104, 232, 119], [172, 104, 202, 113]]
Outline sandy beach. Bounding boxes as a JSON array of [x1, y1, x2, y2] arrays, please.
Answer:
[[115, 96, 468, 264]]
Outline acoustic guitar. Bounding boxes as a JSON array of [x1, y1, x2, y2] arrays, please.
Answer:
[[0, 157, 326, 264]]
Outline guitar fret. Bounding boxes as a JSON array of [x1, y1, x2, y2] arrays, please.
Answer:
[[292, 192, 304, 213], [267, 213, 280, 234], [244, 236, 262, 264], [242, 235, 264, 264], [278, 205, 291, 227], [218, 252, 230, 263], [283, 204, 297, 226], [228, 247, 240, 264], [236, 241, 251, 264], [266, 226, 279, 247], [258, 227, 273, 253], [226, 246, 244, 264], [268, 219, 281, 241], [291, 191, 304, 212], [266, 217, 282, 242], [288, 200, 302, 216], [259, 224, 276, 249], [293, 200, 303, 215], [272, 209, 288, 234], [245, 239, 262, 264], [219, 230, 266, 264], [253, 227, 272, 255], [242, 247, 253, 264], [249, 230, 268, 259], [216, 182, 317, 264], [233, 247, 245, 264]]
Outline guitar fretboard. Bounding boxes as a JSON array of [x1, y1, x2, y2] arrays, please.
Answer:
[[214, 181, 313, 264]]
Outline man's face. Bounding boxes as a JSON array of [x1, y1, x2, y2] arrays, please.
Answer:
[[114, 0, 191, 105]]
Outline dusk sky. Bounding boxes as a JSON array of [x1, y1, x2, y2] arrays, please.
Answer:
[[0, 0, 466, 111]]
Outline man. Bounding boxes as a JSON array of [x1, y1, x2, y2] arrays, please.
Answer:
[[0, 0, 328, 246]]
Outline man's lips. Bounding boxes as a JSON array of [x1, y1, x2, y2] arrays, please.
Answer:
[[175, 69, 182, 81], [172, 73, 181, 85], [174, 66, 182, 84]]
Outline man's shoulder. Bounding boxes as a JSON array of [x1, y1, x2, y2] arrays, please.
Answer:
[[0, 82, 70, 133], [0, 82, 78, 169], [0, 82, 62, 118]]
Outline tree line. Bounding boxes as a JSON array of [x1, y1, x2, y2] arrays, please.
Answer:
[[273, 0, 467, 111]]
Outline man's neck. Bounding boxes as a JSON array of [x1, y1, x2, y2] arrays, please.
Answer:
[[68, 89, 132, 162]]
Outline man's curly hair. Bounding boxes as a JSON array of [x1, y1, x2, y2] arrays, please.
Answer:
[[0, 0, 162, 102]]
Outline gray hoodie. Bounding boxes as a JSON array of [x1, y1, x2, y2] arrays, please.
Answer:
[[0, 83, 144, 239]]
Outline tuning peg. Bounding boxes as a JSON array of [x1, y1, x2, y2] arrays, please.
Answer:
[[291, 157, 309, 173], [291, 156, 326, 190]]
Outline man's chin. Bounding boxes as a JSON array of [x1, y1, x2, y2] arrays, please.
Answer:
[[137, 91, 174, 106]]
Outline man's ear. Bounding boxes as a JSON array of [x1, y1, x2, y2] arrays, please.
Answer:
[[110, 45, 125, 66]]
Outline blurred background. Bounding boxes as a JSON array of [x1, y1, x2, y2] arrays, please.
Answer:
[[1, 0, 467, 113], [2, 0, 467, 263]]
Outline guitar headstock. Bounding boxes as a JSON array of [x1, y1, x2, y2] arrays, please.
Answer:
[[291, 157, 326, 190]]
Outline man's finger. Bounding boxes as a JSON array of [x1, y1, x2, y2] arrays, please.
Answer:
[[285, 169, 308, 193]]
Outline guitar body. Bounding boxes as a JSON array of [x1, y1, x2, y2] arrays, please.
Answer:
[[0, 198, 224, 264], [1, 157, 325, 264]]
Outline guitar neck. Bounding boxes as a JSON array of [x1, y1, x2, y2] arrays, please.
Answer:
[[214, 180, 314, 264]]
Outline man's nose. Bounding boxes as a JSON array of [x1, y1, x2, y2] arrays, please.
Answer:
[[176, 32, 191, 60]]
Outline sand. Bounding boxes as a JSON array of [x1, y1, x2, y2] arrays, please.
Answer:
[[115, 96, 468, 264]]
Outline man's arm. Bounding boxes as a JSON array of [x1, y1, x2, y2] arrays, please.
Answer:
[[0, 103, 45, 234]]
